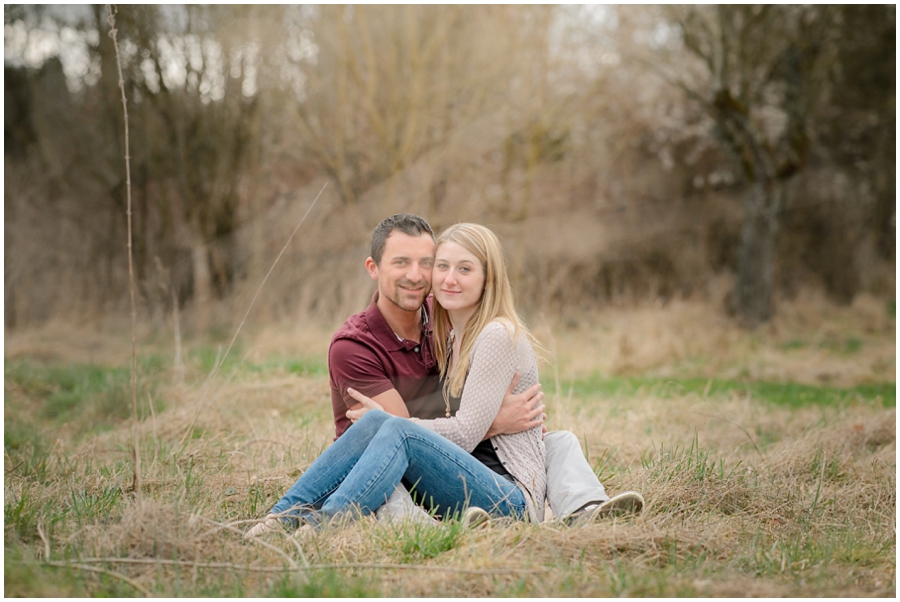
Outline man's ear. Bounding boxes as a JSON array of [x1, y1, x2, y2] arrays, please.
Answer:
[[365, 257, 379, 280]]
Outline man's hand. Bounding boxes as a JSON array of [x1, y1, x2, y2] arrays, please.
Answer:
[[346, 388, 386, 423], [484, 372, 545, 439]]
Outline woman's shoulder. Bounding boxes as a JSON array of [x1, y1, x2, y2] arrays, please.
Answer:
[[474, 319, 519, 347], [480, 318, 513, 335]]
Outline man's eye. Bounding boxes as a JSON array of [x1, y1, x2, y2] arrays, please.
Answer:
[[421, 260, 434, 268]]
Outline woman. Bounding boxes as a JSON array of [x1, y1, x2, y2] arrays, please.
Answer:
[[245, 223, 544, 536]]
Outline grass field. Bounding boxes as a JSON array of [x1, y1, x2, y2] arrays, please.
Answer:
[[4, 295, 896, 597]]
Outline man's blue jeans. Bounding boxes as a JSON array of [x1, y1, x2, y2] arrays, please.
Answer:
[[270, 410, 527, 525]]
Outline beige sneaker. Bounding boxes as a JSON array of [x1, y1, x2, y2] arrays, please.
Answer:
[[566, 491, 645, 526], [243, 515, 282, 539], [461, 506, 492, 529], [292, 523, 316, 540]]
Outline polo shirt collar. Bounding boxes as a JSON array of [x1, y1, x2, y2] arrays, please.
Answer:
[[365, 292, 431, 351]]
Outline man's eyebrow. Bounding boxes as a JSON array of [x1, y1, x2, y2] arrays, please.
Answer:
[[389, 255, 434, 261]]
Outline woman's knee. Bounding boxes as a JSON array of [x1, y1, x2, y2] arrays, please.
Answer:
[[380, 415, 414, 434], [371, 416, 421, 445]]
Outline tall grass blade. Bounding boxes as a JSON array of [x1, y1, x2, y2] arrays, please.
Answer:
[[105, 4, 141, 498]]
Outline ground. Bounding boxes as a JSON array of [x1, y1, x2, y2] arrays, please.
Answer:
[[4, 293, 895, 596]]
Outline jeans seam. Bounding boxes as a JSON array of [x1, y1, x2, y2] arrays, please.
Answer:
[[344, 429, 410, 511]]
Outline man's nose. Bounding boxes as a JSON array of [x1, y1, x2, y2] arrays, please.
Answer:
[[407, 262, 423, 282]]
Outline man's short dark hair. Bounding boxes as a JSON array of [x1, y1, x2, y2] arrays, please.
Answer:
[[371, 213, 434, 265]]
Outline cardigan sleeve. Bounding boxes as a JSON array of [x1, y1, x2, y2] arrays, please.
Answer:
[[416, 321, 518, 452]]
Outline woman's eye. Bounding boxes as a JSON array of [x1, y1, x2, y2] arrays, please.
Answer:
[[436, 263, 448, 270], [460, 267, 470, 273]]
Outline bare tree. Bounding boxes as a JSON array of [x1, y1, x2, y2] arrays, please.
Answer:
[[282, 5, 550, 208], [635, 5, 840, 327]]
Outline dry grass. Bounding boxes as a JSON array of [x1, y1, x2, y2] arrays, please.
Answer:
[[4, 298, 895, 597], [540, 288, 895, 386]]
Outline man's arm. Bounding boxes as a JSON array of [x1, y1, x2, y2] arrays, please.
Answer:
[[346, 388, 410, 419], [330, 338, 408, 437]]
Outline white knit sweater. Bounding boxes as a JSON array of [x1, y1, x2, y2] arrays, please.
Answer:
[[418, 320, 546, 522]]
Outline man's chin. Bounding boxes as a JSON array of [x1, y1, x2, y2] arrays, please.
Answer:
[[395, 291, 427, 311]]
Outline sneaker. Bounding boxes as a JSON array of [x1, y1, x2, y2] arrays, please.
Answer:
[[243, 515, 282, 539], [292, 523, 316, 540], [566, 491, 645, 526], [461, 506, 492, 529]]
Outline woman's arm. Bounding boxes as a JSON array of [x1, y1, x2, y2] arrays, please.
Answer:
[[417, 322, 519, 452]]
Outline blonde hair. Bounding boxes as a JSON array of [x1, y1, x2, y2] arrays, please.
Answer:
[[433, 223, 537, 399]]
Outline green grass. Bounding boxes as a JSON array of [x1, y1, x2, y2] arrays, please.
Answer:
[[4, 545, 97, 597], [5, 359, 165, 427], [781, 339, 806, 350], [3, 348, 326, 482], [641, 434, 745, 486], [550, 375, 895, 409], [244, 354, 329, 377], [780, 336, 866, 354], [268, 570, 379, 597], [738, 524, 892, 581], [173, 343, 328, 378], [4, 424, 51, 482], [374, 518, 464, 562]]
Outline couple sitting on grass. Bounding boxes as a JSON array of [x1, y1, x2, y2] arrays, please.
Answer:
[[246, 215, 643, 538]]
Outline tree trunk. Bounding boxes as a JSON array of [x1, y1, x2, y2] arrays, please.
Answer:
[[192, 241, 212, 333], [735, 179, 783, 328]]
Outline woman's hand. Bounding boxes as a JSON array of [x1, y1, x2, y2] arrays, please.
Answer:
[[346, 388, 385, 423]]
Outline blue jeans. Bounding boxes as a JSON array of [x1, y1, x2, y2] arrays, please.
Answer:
[[270, 410, 527, 526]]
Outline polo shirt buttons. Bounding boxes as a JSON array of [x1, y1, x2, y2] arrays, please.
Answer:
[[413, 346, 420, 353]]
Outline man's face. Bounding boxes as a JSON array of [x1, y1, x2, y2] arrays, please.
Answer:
[[366, 232, 435, 313]]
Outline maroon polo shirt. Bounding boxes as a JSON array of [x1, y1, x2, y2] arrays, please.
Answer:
[[328, 293, 442, 439]]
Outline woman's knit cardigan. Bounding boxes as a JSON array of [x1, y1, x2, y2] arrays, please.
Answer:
[[418, 320, 546, 522]]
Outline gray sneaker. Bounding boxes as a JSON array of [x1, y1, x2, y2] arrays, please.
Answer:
[[461, 506, 492, 529], [566, 491, 645, 526]]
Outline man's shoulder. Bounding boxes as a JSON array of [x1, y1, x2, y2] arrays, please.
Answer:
[[331, 309, 369, 344], [329, 306, 391, 361]]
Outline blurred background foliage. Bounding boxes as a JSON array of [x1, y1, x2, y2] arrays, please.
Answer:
[[3, 5, 895, 333]]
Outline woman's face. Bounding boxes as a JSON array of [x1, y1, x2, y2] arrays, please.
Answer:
[[433, 241, 486, 318]]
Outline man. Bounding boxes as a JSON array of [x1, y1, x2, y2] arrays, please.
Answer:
[[328, 213, 642, 523]]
